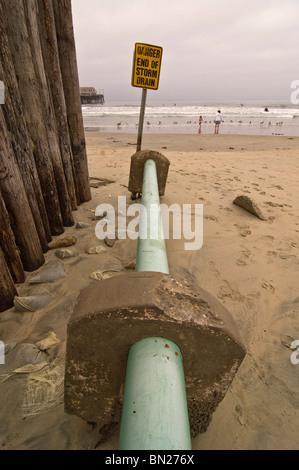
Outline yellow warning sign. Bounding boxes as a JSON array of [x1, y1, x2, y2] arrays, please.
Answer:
[[132, 43, 163, 90]]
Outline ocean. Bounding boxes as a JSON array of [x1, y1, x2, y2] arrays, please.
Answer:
[[82, 100, 299, 137]]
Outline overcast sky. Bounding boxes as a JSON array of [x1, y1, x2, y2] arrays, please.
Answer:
[[71, 0, 299, 103]]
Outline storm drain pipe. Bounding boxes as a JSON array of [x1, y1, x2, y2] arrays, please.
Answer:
[[118, 159, 192, 450]]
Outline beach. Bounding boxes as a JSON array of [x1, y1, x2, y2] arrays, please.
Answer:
[[82, 101, 299, 137], [1, 131, 299, 450]]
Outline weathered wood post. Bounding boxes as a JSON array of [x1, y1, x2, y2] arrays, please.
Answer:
[[23, 0, 74, 227], [0, 4, 51, 249], [0, 191, 25, 284], [37, 0, 78, 212], [0, 246, 18, 312], [2, 0, 65, 236], [53, 0, 91, 204], [0, 107, 45, 272]]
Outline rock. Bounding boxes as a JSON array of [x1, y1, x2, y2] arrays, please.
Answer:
[[13, 294, 52, 312], [90, 178, 116, 188], [1, 343, 48, 375], [29, 261, 66, 284], [86, 245, 107, 255], [89, 258, 124, 281], [89, 272, 104, 281], [92, 211, 107, 221], [48, 236, 77, 250], [104, 237, 116, 248], [76, 222, 91, 229], [55, 249, 75, 260], [233, 195, 267, 220], [124, 260, 136, 270]]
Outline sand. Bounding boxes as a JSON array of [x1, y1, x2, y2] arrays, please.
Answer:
[[0, 131, 299, 450]]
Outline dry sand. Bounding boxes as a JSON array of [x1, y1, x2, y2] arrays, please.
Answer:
[[0, 131, 299, 450]]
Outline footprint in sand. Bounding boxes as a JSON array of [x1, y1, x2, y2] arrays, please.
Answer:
[[278, 252, 297, 260], [236, 258, 246, 266], [204, 215, 220, 222], [263, 235, 275, 242], [234, 224, 251, 238], [267, 251, 278, 257], [262, 281, 276, 293], [218, 280, 246, 302], [236, 246, 252, 266], [234, 405, 248, 427]]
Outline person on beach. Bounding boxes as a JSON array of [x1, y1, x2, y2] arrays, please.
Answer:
[[214, 110, 222, 134], [198, 116, 203, 134]]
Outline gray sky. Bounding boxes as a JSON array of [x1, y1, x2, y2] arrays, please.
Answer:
[[71, 0, 299, 102]]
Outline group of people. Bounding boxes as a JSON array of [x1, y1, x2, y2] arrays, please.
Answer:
[[198, 110, 222, 134]]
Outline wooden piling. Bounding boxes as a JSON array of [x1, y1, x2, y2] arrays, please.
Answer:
[[53, 0, 92, 204], [0, 0, 92, 312], [0, 107, 45, 272], [0, 246, 18, 312]]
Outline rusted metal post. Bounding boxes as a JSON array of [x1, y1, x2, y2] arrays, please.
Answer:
[[136, 88, 147, 152]]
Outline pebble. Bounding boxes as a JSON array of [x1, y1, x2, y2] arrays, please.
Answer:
[[76, 222, 91, 229], [86, 246, 107, 255], [48, 236, 77, 250], [55, 249, 75, 259]]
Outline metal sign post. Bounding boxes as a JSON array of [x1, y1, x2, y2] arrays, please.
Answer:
[[132, 43, 163, 152], [137, 88, 147, 152]]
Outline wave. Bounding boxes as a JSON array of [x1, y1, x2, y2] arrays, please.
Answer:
[[81, 101, 299, 136], [82, 104, 296, 119]]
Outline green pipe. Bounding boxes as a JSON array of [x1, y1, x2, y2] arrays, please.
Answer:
[[136, 159, 169, 275], [118, 337, 192, 450], [119, 158, 191, 450]]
